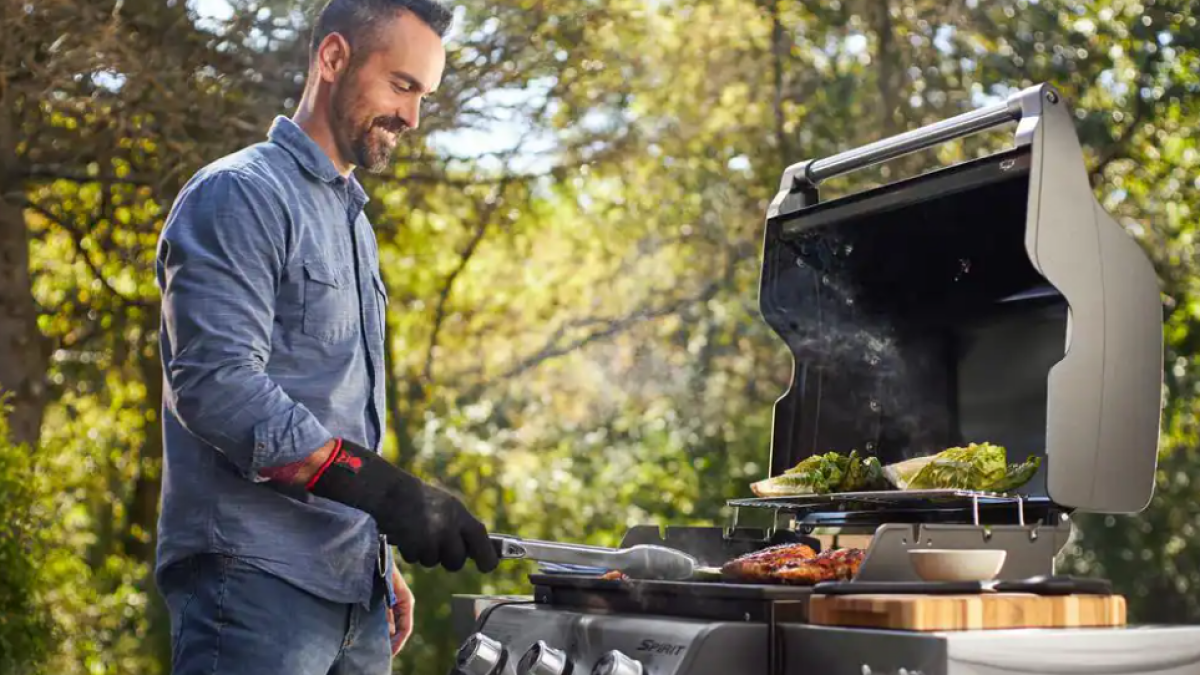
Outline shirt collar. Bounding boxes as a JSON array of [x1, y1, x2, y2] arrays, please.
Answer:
[[267, 115, 344, 184], [346, 172, 369, 210], [267, 116, 370, 208]]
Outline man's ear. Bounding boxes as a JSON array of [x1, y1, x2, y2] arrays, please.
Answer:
[[316, 32, 353, 84]]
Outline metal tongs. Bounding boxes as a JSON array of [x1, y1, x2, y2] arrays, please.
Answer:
[[490, 534, 707, 581]]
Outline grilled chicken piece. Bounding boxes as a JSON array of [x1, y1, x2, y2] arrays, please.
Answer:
[[773, 547, 864, 584], [722, 545, 864, 584], [720, 543, 818, 582]]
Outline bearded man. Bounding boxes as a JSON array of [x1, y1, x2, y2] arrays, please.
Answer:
[[153, 1, 499, 673]]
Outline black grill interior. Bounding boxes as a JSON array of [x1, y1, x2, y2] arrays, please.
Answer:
[[765, 152, 1067, 497]]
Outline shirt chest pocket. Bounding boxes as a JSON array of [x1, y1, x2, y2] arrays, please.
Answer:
[[302, 259, 358, 344]]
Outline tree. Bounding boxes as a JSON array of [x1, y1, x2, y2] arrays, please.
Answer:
[[7, 0, 304, 670], [0, 398, 54, 674]]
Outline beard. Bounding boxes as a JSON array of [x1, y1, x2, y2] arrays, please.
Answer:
[[331, 78, 408, 174]]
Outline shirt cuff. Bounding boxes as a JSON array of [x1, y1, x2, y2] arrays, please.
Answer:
[[247, 405, 334, 482]]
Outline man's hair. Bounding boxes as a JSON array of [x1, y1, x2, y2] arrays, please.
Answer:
[[310, 0, 453, 60]]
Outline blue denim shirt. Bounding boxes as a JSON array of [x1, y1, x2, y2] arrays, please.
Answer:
[[155, 116, 394, 608]]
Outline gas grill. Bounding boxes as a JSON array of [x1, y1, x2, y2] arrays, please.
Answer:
[[449, 82, 1200, 675]]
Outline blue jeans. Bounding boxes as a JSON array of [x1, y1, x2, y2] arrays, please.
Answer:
[[158, 554, 392, 675]]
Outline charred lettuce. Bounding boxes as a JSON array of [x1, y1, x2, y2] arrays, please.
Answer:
[[751, 443, 1041, 497], [751, 450, 887, 497], [883, 442, 1041, 493]]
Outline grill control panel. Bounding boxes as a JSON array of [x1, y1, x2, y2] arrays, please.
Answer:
[[454, 604, 767, 675]]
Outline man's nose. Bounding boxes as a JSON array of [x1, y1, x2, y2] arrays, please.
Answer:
[[398, 100, 420, 131]]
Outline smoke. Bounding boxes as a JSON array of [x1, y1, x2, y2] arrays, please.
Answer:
[[779, 236, 955, 461]]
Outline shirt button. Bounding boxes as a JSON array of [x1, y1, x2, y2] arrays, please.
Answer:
[[255, 442, 265, 450]]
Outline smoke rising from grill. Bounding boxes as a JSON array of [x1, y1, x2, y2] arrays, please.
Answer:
[[782, 238, 954, 462]]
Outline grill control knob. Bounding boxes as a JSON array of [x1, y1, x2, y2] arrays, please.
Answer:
[[517, 640, 572, 675], [591, 650, 644, 675], [455, 633, 506, 675]]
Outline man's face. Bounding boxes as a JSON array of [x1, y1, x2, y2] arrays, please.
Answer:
[[327, 11, 446, 174]]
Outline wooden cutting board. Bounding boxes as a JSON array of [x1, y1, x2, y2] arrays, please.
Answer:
[[808, 593, 1126, 631]]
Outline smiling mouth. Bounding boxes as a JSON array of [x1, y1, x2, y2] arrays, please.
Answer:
[[376, 117, 407, 133], [367, 125, 397, 152]]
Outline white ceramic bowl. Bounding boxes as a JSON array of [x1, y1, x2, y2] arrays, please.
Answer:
[[908, 549, 1007, 582]]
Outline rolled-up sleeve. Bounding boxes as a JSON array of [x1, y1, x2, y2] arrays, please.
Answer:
[[157, 169, 332, 479]]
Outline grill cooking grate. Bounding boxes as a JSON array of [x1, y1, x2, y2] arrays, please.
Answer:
[[730, 488, 1019, 510], [727, 490, 1058, 528]]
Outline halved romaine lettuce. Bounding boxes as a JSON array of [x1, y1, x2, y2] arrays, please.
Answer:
[[751, 450, 887, 496], [883, 442, 1041, 492]]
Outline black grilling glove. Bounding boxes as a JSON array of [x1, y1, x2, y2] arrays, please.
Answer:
[[306, 439, 500, 573]]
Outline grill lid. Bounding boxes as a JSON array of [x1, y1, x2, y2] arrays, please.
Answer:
[[757, 83, 1162, 515]]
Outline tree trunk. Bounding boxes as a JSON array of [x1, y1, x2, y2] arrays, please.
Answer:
[[126, 306, 163, 563], [128, 305, 172, 672], [869, 0, 903, 138], [769, 0, 791, 173], [0, 86, 50, 448]]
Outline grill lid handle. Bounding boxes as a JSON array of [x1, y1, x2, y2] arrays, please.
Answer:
[[790, 84, 1051, 188], [805, 96, 1019, 184]]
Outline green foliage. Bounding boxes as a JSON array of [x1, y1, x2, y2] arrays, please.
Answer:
[[1063, 442, 1200, 623], [0, 390, 162, 675], [0, 397, 54, 674], [29, 392, 162, 675], [4, 0, 1200, 674]]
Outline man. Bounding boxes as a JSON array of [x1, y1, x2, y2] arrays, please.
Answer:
[[153, 1, 499, 673]]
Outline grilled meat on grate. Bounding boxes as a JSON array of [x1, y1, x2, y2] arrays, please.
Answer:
[[721, 544, 864, 584], [720, 543, 818, 582], [773, 547, 864, 584]]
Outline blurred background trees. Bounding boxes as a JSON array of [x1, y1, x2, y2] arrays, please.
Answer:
[[1, 0, 1197, 672]]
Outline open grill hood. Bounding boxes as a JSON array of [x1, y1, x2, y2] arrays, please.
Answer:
[[758, 83, 1163, 515]]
